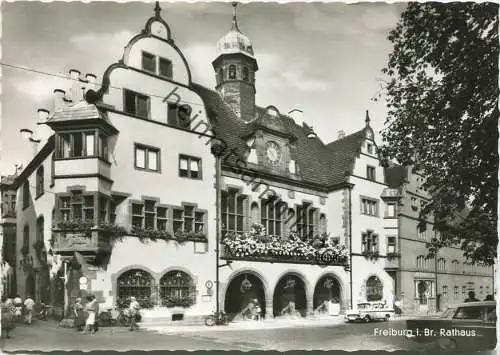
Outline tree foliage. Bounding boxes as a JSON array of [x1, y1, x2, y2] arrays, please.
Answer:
[[380, 2, 498, 265]]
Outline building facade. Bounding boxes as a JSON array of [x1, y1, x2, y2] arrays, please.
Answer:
[[385, 165, 495, 314], [8, 3, 490, 322], [1, 174, 17, 297]]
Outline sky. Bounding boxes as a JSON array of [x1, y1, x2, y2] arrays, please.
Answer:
[[0, 1, 407, 176]]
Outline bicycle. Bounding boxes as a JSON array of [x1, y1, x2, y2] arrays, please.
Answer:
[[204, 311, 229, 326]]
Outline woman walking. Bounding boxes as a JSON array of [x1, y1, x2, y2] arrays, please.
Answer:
[[73, 298, 85, 331], [82, 296, 96, 334]]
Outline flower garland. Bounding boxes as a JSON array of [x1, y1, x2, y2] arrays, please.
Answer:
[[223, 224, 349, 265]]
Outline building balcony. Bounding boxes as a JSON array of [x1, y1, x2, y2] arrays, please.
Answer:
[[381, 188, 402, 200], [221, 227, 349, 267], [384, 253, 400, 269]]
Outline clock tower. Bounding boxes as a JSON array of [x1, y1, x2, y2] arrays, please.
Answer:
[[212, 3, 258, 121]]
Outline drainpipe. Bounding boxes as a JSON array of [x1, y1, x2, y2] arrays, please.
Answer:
[[214, 152, 222, 314], [348, 185, 353, 309], [434, 253, 438, 312]]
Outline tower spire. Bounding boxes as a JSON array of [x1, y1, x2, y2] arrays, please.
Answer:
[[154, 1, 161, 17], [231, 2, 240, 31], [365, 109, 370, 126]]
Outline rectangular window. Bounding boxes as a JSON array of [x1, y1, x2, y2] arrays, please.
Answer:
[[98, 134, 108, 160], [442, 285, 448, 297], [144, 200, 156, 229], [179, 155, 202, 179], [222, 190, 245, 236], [367, 143, 373, 154], [167, 103, 192, 129], [156, 206, 168, 231], [135, 145, 160, 172], [131, 203, 144, 228], [462, 286, 467, 296], [99, 196, 108, 224], [261, 199, 282, 236], [124, 89, 149, 118], [173, 208, 184, 233], [367, 166, 376, 181], [385, 203, 396, 218], [361, 198, 378, 216], [23, 181, 30, 208], [159, 57, 173, 78], [184, 205, 194, 232], [85, 133, 95, 156], [411, 197, 418, 210], [362, 232, 378, 253], [142, 51, 156, 73], [56, 132, 97, 159], [387, 236, 396, 254], [454, 286, 459, 298], [60, 196, 71, 221]]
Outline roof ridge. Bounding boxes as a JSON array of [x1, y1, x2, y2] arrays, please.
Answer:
[[326, 128, 365, 148]]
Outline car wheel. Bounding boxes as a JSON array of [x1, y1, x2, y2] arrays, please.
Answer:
[[435, 338, 457, 351], [384, 314, 390, 322], [363, 316, 371, 323]]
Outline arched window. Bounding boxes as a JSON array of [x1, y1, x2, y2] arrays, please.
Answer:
[[242, 67, 249, 81], [117, 269, 153, 306], [36, 166, 44, 197], [160, 270, 196, 307], [36, 216, 44, 242], [366, 276, 383, 301], [228, 65, 236, 79]]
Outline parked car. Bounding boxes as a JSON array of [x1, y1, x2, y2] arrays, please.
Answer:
[[405, 301, 496, 351], [345, 302, 394, 323]]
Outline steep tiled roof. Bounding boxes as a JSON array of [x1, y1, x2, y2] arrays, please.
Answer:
[[49, 102, 105, 123], [324, 130, 366, 186], [191, 82, 367, 190]]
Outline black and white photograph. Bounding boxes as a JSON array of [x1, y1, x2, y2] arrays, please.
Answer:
[[0, 1, 497, 353]]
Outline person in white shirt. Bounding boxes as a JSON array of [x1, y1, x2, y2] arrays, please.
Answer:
[[128, 297, 141, 331], [23, 296, 35, 324], [13, 295, 23, 322]]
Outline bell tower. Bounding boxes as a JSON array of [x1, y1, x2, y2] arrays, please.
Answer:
[[212, 3, 258, 121]]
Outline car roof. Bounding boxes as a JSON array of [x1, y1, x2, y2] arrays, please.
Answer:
[[447, 301, 496, 308]]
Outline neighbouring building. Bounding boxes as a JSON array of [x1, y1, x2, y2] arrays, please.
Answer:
[[1, 174, 18, 297], [385, 165, 495, 314], [12, 2, 493, 322]]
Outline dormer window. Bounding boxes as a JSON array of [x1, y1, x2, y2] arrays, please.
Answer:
[[228, 65, 236, 79], [142, 51, 173, 79], [159, 57, 173, 79], [142, 51, 156, 73], [367, 143, 373, 154]]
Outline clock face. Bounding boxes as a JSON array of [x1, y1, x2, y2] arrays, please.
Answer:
[[266, 141, 281, 163]]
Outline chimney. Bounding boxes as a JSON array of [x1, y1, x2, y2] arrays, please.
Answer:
[[69, 69, 83, 103], [85, 73, 97, 91], [53, 89, 66, 111], [35, 108, 53, 144], [337, 130, 345, 139]]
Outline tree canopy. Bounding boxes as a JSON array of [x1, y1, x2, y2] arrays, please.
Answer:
[[380, 2, 498, 265]]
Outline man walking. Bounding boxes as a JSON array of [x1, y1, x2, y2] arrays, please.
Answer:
[[91, 295, 99, 332], [23, 296, 35, 325]]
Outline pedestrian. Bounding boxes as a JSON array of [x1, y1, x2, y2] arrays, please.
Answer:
[[82, 296, 96, 334], [23, 295, 35, 325], [92, 295, 99, 332], [484, 294, 494, 301], [13, 295, 23, 323], [1, 298, 15, 338], [128, 296, 141, 331], [464, 291, 479, 303], [73, 298, 85, 331]]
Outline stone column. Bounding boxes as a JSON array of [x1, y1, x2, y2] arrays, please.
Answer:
[[265, 296, 273, 319], [306, 294, 314, 316]]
